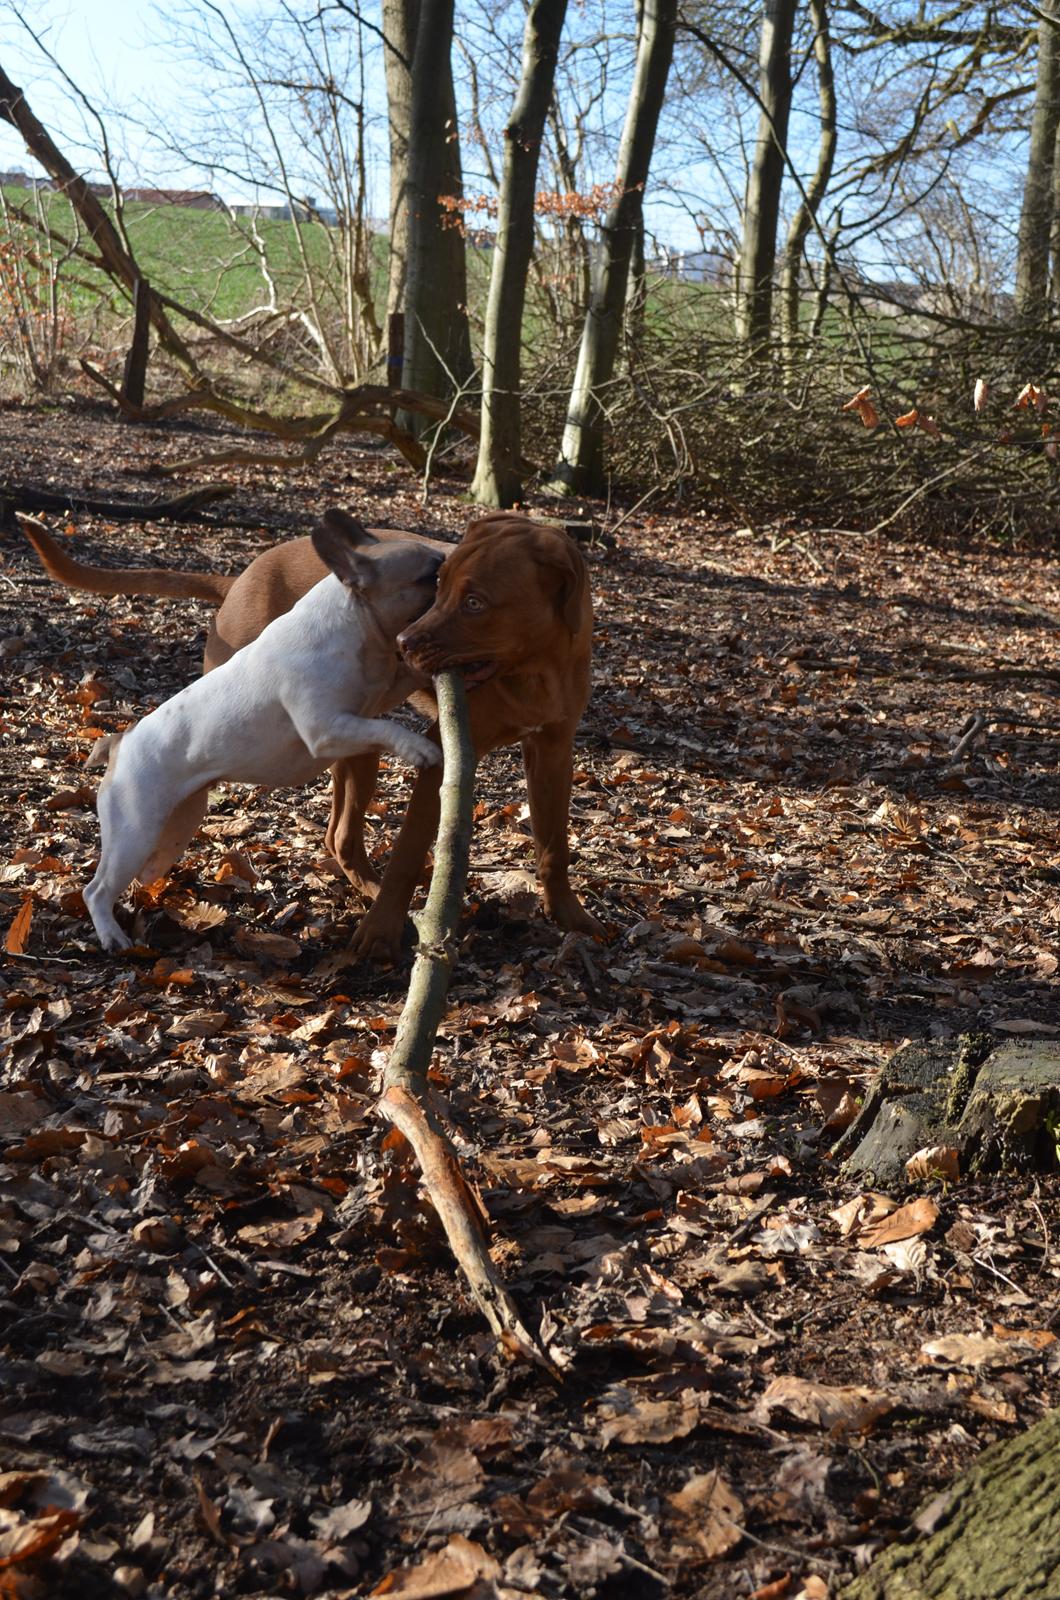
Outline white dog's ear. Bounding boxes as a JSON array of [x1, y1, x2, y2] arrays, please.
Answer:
[[312, 511, 378, 588]]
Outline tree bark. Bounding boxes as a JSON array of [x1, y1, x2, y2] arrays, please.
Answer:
[[471, 0, 568, 508], [779, 0, 835, 369], [120, 275, 152, 411], [834, 1035, 1060, 1186], [1015, 0, 1060, 321], [841, 1407, 1060, 1599], [549, 0, 676, 497], [383, 0, 419, 324], [735, 0, 798, 353], [400, 0, 473, 428]]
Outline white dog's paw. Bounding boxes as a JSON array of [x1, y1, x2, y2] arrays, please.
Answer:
[[86, 898, 133, 953], [398, 734, 442, 769]]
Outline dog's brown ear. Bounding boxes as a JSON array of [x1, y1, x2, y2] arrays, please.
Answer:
[[534, 532, 587, 633], [462, 511, 517, 545], [312, 512, 375, 589]]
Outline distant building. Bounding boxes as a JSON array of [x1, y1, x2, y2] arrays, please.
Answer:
[[229, 198, 339, 224], [649, 248, 729, 284], [124, 188, 222, 210]]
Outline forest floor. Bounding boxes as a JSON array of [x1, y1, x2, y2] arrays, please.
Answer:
[[1, 398, 1059, 1600]]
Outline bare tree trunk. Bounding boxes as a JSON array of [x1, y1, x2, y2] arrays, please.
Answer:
[[1016, 0, 1060, 321], [471, 0, 568, 508], [383, 0, 418, 324], [735, 0, 798, 353], [400, 0, 473, 428], [549, 0, 676, 497], [779, 0, 835, 369]]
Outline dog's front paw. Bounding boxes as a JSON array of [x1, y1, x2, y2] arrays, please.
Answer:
[[347, 904, 409, 964], [396, 733, 442, 770]]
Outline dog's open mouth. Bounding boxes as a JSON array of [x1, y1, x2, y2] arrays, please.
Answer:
[[457, 659, 499, 688]]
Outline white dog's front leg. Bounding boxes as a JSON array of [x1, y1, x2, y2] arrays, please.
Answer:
[[301, 713, 440, 770]]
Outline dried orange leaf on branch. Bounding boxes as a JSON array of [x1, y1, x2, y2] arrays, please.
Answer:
[[840, 385, 879, 428], [894, 407, 941, 437], [1015, 381, 1048, 413], [973, 376, 989, 412]]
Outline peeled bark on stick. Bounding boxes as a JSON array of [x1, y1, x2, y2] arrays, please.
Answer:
[[841, 1406, 1060, 1599], [377, 672, 554, 1371]]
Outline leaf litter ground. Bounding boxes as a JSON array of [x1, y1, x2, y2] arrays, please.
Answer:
[[1, 400, 1059, 1600]]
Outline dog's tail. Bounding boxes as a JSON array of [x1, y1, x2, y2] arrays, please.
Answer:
[[87, 731, 123, 769], [17, 514, 237, 604]]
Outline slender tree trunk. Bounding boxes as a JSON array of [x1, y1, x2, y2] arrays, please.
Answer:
[[1049, 114, 1060, 312], [735, 0, 798, 353], [549, 0, 676, 497], [779, 0, 835, 369], [400, 0, 473, 429], [471, 0, 568, 508], [1017, 0, 1060, 321], [383, 0, 418, 324]]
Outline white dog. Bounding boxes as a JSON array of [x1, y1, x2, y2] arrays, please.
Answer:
[[83, 512, 443, 952]]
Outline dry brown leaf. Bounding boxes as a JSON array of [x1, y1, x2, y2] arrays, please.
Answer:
[[0, 1507, 82, 1566], [3, 898, 33, 956], [667, 1469, 744, 1560], [234, 927, 302, 962], [905, 1145, 960, 1183], [858, 1196, 938, 1248], [759, 1376, 893, 1434], [828, 1193, 895, 1238], [598, 1392, 702, 1447], [920, 1334, 1017, 1369], [370, 1533, 500, 1596]]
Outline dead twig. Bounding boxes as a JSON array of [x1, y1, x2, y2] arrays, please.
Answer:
[[376, 671, 557, 1375], [948, 711, 988, 763]]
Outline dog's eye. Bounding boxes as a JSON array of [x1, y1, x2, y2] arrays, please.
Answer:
[[461, 594, 486, 613]]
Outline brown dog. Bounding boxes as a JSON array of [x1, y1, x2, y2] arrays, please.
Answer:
[[19, 511, 602, 959]]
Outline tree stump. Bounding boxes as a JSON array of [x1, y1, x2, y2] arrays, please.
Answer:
[[841, 1406, 1060, 1598], [834, 1034, 1060, 1186]]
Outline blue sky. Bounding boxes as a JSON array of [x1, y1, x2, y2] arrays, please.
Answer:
[[0, 0, 708, 251]]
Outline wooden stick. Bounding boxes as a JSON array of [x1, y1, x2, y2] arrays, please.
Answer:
[[377, 672, 557, 1375]]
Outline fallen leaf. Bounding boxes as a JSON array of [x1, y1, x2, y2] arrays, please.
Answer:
[[905, 1146, 960, 1183], [370, 1533, 499, 1596], [920, 1334, 1018, 1369], [858, 1196, 938, 1248], [667, 1469, 743, 1559], [758, 1376, 893, 1433], [3, 898, 33, 955]]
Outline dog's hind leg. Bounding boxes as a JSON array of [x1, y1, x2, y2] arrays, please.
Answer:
[[85, 781, 168, 953], [325, 754, 381, 899], [85, 781, 209, 953]]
